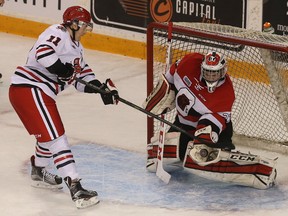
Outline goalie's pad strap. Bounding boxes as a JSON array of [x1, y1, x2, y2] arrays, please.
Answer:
[[143, 74, 175, 115]]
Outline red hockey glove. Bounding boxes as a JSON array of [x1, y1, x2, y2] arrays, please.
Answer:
[[194, 125, 218, 146]]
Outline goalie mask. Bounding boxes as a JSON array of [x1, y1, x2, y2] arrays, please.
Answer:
[[63, 6, 93, 32], [201, 51, 227, 93]]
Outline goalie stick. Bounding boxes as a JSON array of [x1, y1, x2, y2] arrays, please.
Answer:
[[156, 114, 171, 184], [155, 22, 173, 184]]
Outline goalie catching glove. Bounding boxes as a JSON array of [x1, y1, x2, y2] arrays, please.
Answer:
[[143, 74, 175, 115], [84, 78, 119, 105]]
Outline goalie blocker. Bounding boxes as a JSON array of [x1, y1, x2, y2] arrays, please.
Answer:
[[142, 74, 175, 115], [147, 127, 277, 189]]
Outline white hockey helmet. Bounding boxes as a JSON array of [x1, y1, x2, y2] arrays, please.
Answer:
[[201, 51, 227, 93]]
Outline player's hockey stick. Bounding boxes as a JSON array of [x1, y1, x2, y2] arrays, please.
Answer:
[[75, 77, 228, 149], [75, 77, 195, 140], [155, 22, 173, 183]]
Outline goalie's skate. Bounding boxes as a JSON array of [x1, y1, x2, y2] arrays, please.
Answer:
[[30, 155, 63, 189], [64, 176, 100, 209]]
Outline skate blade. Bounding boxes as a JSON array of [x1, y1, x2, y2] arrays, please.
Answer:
[[75, 196, 100, 209], [31, 180, 63, 190]]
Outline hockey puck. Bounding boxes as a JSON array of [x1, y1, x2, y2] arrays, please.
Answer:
[[0, 73, 2, 79], [200, 149, 208, 157]]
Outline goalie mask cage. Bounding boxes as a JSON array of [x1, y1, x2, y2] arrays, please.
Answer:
[[146, 22, 288, 149]]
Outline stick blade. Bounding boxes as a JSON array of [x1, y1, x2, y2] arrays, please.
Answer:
[[156, 165, 171, 184]]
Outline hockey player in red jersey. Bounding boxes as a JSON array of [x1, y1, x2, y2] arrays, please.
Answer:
[[143, 51, 277, 189], [8, 6, 118, 208]]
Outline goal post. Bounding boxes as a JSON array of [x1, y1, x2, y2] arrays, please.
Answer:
[[146, 22, 288, 149]]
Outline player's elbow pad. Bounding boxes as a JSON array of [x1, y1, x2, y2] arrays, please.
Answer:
[[46, 59, 73, 78]]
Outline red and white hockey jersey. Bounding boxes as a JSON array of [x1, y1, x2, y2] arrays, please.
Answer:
[[165, 52, 235, 134], [10, 24, 96, 99]]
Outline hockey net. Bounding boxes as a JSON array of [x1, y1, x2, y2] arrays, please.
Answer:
[[146, 22, 288, 150]]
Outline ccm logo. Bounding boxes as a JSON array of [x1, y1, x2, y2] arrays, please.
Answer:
[[230, 154, 256, 161]]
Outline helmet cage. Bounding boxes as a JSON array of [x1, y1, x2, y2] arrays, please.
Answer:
[[201, 67, 226, 83]]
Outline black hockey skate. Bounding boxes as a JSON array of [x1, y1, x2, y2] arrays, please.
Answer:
[[64, 176, 100, 209], [30, 155, 63, 189]]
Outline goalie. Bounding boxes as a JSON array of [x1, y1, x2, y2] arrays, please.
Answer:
[[143, 51, 277, 189]]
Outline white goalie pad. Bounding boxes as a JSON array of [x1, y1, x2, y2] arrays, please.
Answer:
[[184, 142, 277, 189], [142, 74, 176, 115]]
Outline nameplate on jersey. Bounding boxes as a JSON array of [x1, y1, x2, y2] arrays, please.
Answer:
[[183, 76, 192, 87]]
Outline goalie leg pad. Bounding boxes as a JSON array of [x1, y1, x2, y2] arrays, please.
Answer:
[[146, 132, 181, 172], [146, 135, 158, 172], [183, 145, 277, 189]]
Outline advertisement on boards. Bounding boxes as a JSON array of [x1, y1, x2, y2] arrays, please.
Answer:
[[2, 0, 78, 23], [91, 0, 247, 33], [263, 0, 288, 35]]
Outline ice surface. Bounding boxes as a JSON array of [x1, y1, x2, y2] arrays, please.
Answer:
[[1, 32, 288, 216]]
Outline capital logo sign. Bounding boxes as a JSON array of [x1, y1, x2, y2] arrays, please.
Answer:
[[91, 0, 246, 33], [150, 0, 173, 22]]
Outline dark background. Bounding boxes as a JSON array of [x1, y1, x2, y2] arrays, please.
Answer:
[[263, 0, 288, 35]]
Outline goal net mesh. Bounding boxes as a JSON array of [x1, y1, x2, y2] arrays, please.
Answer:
[[146, 22, 288, 146]]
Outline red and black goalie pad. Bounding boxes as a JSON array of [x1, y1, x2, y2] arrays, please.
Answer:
[[148, 144, 178, 160], [184, 153, 273, 177]]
